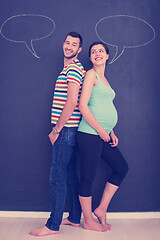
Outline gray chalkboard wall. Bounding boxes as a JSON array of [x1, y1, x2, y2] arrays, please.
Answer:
[[0, 0, 160, 212]]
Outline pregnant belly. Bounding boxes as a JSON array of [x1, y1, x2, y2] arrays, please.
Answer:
[[90, 104, 118, 132]]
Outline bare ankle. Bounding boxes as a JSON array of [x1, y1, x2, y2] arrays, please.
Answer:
[[84, 218, 93, 224], [94, 206, 107, 215], [61, 218, 80, 227]]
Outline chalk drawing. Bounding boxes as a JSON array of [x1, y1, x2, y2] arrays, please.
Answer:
[[95, 15, 156, 64], [0, 14, 56, 58]]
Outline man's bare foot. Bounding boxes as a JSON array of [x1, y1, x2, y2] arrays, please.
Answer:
[[94, 208, 111, 228], [83, 219, 110, 232], [29, 226, 59, 237], [61, 218, 80, 227]]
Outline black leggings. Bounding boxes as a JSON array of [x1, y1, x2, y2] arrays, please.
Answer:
[[76, 131, 129, 197]]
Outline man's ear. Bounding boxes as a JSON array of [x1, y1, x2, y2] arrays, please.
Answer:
[[78, 47, 82, 54]]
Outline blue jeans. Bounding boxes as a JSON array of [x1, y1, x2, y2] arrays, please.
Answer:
[[45, 127, 81, 231]]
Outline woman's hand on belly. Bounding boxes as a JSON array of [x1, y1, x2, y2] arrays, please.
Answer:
[[98, 128, 110, 142]]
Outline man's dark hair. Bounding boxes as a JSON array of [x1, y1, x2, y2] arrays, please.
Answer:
[[64, 32, 83, 48], [89, 41, 109, 57]]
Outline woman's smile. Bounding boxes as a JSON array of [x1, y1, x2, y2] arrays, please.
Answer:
[[95, 56, 103, 61]]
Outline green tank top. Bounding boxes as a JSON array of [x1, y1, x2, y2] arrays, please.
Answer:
[[78, 70, 118, 135]]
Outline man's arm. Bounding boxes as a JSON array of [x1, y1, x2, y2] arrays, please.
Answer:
[[49, 81, 80, 145]]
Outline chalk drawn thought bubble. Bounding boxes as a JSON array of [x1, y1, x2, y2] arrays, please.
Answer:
[[0, 14, 56, 58], [95, 15, 156, 64]]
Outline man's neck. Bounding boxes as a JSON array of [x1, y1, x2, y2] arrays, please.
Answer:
[[64, 56, 78, 67]]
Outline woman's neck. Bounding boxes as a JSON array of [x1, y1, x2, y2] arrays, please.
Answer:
[[93, 64, 106, 78]]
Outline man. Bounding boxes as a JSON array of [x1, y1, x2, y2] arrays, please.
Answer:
[[29, 32, 85, 236]]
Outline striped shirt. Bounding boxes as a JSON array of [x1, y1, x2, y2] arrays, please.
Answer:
[[51, 59, 85, 127]]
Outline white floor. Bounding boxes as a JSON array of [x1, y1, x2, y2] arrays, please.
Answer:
[[0, 217, 160, 240]]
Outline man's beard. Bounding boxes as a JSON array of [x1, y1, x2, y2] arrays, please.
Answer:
[[63, 49, 78, 59]]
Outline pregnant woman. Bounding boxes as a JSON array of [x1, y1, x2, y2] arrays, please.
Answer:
[[76, 42, 128, 232]]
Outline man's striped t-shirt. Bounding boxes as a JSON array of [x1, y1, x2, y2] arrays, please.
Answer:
[[51, 59, 85, 127]]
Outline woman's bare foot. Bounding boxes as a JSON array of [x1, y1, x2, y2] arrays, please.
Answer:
[[83, 219, 110, 232], [94, 208, 111, 228], [61, 218, 80, 227], [29, 226, 59, 237]]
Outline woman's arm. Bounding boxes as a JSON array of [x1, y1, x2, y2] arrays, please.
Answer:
[[79, 70, 110, 142]]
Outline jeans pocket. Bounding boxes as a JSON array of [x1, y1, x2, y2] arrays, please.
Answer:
[[68, 128, 77, 146]]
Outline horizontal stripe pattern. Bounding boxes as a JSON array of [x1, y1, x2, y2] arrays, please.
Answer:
[[51, 60, 85, 127]]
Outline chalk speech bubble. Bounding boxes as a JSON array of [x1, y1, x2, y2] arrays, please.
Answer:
[[95, 15, 156, 64], [0, 14, 56, 58]]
